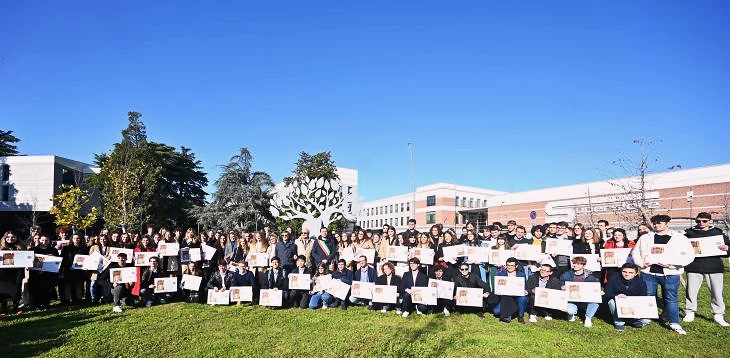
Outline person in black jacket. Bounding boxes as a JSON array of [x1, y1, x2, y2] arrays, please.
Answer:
[[430, 263, 454, 316], [526, 264, 561, 322], [207, 259, 234, 292], [140, 256, 165, 307], [452, 262, 493, 317], [374, 261, 402, 313], [330, 259, 353, 310], [605, 263, 650, 332], [29, 235, 59, 310], [261, 256, 289, 307], [104, 253, 134, 313], [350, 255, 377, 309], [399, 258, 429, 317], [288, 256, 311, 309]]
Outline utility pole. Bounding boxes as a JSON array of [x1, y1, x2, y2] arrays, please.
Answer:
[[408, 143, 416, 223]]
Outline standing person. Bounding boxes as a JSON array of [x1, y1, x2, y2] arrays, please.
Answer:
[[530, 226, 545, 248], [275, 231, 298, 274], [288, 256, 311, 309], [294, 228, 314, 269], [373, 233, 388, 263], [311, 227, 337, 271], [0, 231, 26, 315], [493, 258, 528, 323], [683, 212, 730, 326], [505, 220, 518, 241], [428, 225, 443, 246], [597, 220, 610, 241], [182, 262, 205, 303], [633, 215, 695, 335], [131, 236, 157, 300], [60, 233, 88, 306], [527, 264, 561, 322], [374, 262, 402, 313], [560, 256, 600, 328], [29, 235, 60, 310], [436, 229, 462, 278], [601, 228, 635, 284], [350, 255, 377, 309], [605, 263, 651, 332], [330, 259, 353, 310], [401, 219, 419, 245]]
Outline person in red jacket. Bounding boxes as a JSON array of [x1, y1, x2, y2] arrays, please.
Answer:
[[131, 237, 157, 298]]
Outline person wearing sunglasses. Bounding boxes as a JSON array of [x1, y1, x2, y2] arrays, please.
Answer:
[[683, 212, 730, 327], [452, 262, 493, 318], [605, 263, 650, 332]]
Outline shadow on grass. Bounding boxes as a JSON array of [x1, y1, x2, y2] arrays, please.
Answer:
[[0, 308, 120, 356]]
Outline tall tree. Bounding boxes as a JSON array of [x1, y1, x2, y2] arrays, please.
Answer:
[[190, 148, 273, 231], [49, 184, 99, 234], [0, 130, 20, 156]]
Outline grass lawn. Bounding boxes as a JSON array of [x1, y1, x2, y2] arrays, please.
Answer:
[[2, 272, 730, 357]]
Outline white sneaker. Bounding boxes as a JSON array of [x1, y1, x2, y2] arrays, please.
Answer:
[[402, 311, 410, 318], [395, 309, 402, 315], [529, 315, 537, 323], [145, 300, 153, 307], [568, 314, 576, 322], [322, 304, 328, 310], [544, 315, 553, 321], [443, 308, 450, 317], [381, 308, 388, 313], [670, 323, 687, 335], [415, 308, 423, 315], [584, 317, 593, 328], [112, 306, 123, 313], [714, 314, 730, 327], [683, 311, 695, 322]]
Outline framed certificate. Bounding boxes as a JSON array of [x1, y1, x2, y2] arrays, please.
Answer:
[[565, 281, 602, 303], [544, 239, 573, 256], [72, 254, 102, 271], [428, 279, 455, 299], [207, 289, 230, 305], [411, 286, 437, 305], [157, 242, 180, 257], [246, 252, 270, 267], [410, 248, 435, 265], [229, 286, 253, 302], [0, 250, 33, 268], [259, 289, 283, 307], [109, 248, 134, 264], [154, 277, 178, 293], [288, 273, 311, 290], [134, 252, 158, 267], [645, 245, 692, 266], [494, 276, 526, 296], [455, 287, 483, 307], [110, 267, 137, 284], [30, 254, 62, 273], [615, 296, 659, 319], [351, 281, 374, 299], [689, 235, 727, 258], [386, 246, 409, 262], [600, 248, 632, 268], [534, 287, 568, 312], [372, 285, 398, 304]]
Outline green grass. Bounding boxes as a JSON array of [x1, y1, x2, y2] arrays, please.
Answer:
[[3, 273, 730, 357]]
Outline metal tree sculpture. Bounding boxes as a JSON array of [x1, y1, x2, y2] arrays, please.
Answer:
[[271, 177, 346, 236]]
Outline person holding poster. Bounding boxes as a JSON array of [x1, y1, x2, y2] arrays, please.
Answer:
[[435, 229, 462, 277], [60, 233, 88, 306], [288, 256, 311, 309], [131, 236, 157, 300], [0, 231, 27, 315], [559, 256, 599, 328], [205, 260, 234, 306], [429, 263, 454, 316], [308, 263, 334, 309], [29, 235, 60, 310], [261, 256, 289, 308], [633, 215, 695, 335], [452, 262, 493, 318], [601, 229, 635, 284], [140, 256, 165, 307], [181, 262, 205, 303], [105, 253, 134, 313], [493, 258, 528, 323], [398, 258, 429, 317], [330, 259, 353, 310], [527, 264, 561, 322], [373, 262, 402, 313], [683, 212, 730, 326], [350, 256, 377, 309], [605, 263, 650, 332]]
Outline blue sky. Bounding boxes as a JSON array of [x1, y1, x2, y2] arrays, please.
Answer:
[[2, 1, 729, 201]]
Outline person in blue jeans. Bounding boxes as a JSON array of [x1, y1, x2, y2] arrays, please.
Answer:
[[308, 263, 333, 309], [605, 263, 651, 332], [493, 257, 528, 323], [559, 256, 599, 328]]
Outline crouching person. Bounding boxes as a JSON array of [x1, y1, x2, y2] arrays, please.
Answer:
[[605, 263, 651, 332]]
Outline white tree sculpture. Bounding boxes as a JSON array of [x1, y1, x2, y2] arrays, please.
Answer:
[[271, 177, 347, 237]]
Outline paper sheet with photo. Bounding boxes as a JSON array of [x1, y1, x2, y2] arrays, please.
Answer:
[[110, 267, 137, 284], [570, 254, 601, 272], [410, 248, 435, 265], [339, 247, 356, 262], [464, 246, 490, 264], [371, 284, 398, 304], [207, 289, 230, 305], [181, 274, 203, 291], [455, 287, 483, 307], [534, 287, 568, 312], [71, 254, 101, 271], [689, 235, 727, 258], [109, 248, 134, 264], [354, 248, 376, 264], [157, 242, 180, 257], [428, 279, 455, 299], [0, 250, 34, 268], [350, 281, 374, 299], [259, 289, 283, 307], [30, 254, 62, 273], [187, 248, 202, 262], [544, 239, 573, 256], [386, 245, 409, 262], [565, 281, 602, 303], [514, 245, 543, 261], [494, 276, 526, 296], [326, 279, 351, 300], [229, 286, 253, 302], [246, 252, 270, 267], [600, 248, 632, 268], [441, 245, 466, 262], [489, 249, 515, 266], [645, 244, 692, 266], [154, 277, 178, 293], [615, 296, 659, 319], [200, 243, 217, 261], [54, 240, 70, 251], [312, 274, 333, 292], [411, 286, 437, 305], [134, 252, 158, 267], [288, 273, 311, 290], [537, 254, 556, 267]]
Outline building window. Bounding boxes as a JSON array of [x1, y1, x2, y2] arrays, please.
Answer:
[[406, 203, 410, 212], [455, 196, 459, 207], [1, 185, 9, 201], [476, 199, 481, 207], [1, 164, 9, 181], [461, 198, 466, 207], [390, 205, 393, 214], [400, 203, 404, 212], [400, 217, 404, 226], [426, 195, 436, 207], [455, 214, 460, 225], [469, 198, 474, 208], [426, 212, 436, 224]]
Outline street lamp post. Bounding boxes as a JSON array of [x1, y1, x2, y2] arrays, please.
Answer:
[[408, 143, 416, 224]]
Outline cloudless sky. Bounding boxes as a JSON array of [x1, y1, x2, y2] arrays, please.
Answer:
[[2, 1, 729, 201]]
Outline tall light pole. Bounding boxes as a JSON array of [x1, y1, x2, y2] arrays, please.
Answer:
[[408, 143, 416, 224]]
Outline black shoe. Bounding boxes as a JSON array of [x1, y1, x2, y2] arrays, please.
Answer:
[[518, 317, 525, 323], [500, 318, 511, 323], [367, 305, 375, 311], [476, 312, 485, 318], [341, 305, 348, 311]]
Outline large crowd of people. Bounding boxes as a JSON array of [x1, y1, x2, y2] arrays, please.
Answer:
[[1, 212, 728, 335]]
